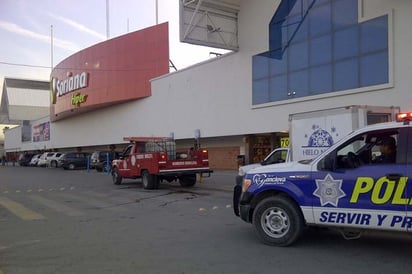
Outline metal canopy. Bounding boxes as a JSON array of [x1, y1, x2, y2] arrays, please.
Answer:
[[180, 0, 240, 51], [0, 78, 50, 124]]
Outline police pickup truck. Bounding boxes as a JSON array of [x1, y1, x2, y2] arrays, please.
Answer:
[[233, 112, 412, 246]]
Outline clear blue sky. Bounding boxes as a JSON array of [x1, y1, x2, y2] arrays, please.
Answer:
[[0, 0, 226, 92]]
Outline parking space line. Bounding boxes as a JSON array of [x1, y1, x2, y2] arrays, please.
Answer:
[[0, 197, 46, 220]]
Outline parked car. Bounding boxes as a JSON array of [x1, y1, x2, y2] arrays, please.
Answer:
[[46, 152, 64, 168], [90, 151, 119, 172], [59, 152, 90, 170], [37, 152, 48, 167], [37, 152, 54, 167], [29, 154, 42, 166], [18, 153, 35, 166]]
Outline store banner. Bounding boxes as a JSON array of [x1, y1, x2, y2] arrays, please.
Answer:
[[33, 122, 50, 142]]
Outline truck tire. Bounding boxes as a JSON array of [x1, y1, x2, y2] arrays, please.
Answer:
[[179, 174, 196, 187], [153, 175, 160, 189], [112, 167, 122, 185], [142, 170, 159, 189], [252, 195, 304, 247]]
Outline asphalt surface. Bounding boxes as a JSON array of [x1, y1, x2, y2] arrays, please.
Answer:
[[2, 166, 412, 274], [196, 169, 237, 192]]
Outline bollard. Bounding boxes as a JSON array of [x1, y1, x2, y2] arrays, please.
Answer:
[[87, 155, 90, 172], [106, 152, 110, 175]]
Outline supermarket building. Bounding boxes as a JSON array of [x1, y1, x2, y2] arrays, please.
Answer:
[[3, 0, 412, 170]]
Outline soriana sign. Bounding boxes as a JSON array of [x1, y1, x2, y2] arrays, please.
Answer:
[[51, 72, 89, 105], [50, 22, 169, 121]]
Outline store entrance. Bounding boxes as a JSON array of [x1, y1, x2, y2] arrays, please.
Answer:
[[247, 133, 289, 164]]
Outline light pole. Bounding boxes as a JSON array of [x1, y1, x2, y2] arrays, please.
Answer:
[[50, 25, 53, 70], [106, 0, 110, 39]]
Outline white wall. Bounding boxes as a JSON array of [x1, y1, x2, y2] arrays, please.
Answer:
[[5, 116, 52, 152], [5, 0, 412, 151], [4, 126, 21, 151]]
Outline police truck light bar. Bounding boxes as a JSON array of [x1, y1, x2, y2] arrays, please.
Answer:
[[396, 112, 412, 122]]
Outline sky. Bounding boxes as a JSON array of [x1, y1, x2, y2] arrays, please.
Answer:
[[0, 0, 228, 101]]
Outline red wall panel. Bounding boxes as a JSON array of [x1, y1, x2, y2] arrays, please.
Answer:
[[50, 23, 169, 121]]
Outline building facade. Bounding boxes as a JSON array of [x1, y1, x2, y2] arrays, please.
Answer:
[[4, 0, 412, 170]]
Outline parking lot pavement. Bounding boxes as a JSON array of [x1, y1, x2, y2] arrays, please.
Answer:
[[0, 165, 237, 192], [198, 170, 237, 192]]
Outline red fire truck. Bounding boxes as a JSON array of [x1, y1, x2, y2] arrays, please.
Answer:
[[111, 137, 213, 189]]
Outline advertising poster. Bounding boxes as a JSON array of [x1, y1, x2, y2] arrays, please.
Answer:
[[33, 122, 50, 142]]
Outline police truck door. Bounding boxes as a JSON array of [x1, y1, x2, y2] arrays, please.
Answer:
[[313, 127, 409, 232]]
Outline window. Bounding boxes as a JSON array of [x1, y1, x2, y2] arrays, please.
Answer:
[[309, 3, 331, 37], [310, 65, 332, 94], [253, 0, 389, 105], [360, 52, 388, 86], [265, 149, 287, 164], [123, 146, 132, 157], [319, 129, 400, 171], [310, 35, 331, 66], [334, 58, 359, 91], [333, 26, 359, 60]]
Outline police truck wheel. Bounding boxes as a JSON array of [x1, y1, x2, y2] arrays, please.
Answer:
[[112, 167, 122, 185], [252, 195, 304, 247], [179, 174, 196, 187]]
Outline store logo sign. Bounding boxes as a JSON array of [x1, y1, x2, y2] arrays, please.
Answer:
[[51, 72, 88, 104]]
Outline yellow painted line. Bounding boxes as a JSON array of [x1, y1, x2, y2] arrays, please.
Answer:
[[212, 206, 219, 210], [199, 208, 207, 212], [15, 190, 21, 193], [226, 205, 232, 208], [0, 197, 46, 220]]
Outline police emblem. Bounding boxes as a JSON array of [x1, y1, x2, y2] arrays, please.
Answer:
[[313, 173, 346, 207]]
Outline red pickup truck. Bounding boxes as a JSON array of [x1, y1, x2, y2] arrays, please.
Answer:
[[111, 137, 213, 189]]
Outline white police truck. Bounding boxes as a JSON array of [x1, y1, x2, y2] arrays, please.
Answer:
[[233, 112, 412, 246], [236, 147, 290, 187]]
